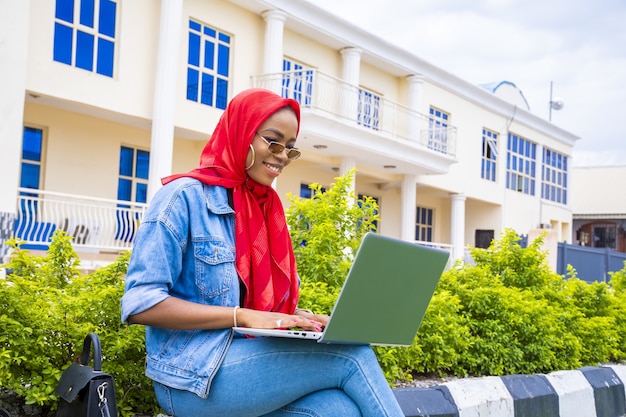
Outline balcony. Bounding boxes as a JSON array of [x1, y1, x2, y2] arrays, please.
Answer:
[[12, 188, 146, 255], [253, 70, 457, 158]]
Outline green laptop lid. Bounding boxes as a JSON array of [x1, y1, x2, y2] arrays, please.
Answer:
[[319, 233, 449, 346]]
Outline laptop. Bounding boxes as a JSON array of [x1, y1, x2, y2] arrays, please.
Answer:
[[233, 232, 450, 346]]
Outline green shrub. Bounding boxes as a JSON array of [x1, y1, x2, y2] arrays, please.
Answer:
[[3, 174, 626, 415], [286, 170, 379, 288], [0, 232, 157, 416]]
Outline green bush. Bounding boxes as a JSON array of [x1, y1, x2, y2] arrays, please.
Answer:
[[0, 232, 157, 416], [286, 170, 379, 289], [2, 173, 626, 414]]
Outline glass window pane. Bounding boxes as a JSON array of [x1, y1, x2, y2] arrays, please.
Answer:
[[117, 178, 132, 201], [22, 127, 43, 161], [189, 20, 201, 31], [201, 73, 214, 106], [300, 184, 312, 199], [217, 44, 229, 76], [76, 31, 94, 70], [79, 0, 95, 28], [204, 26, 216, 37], [188, 32, 200, 66], [20, 163, 41, 189], [119, 146, 134, 176], [187, 68, 199, 101], [135, 150, 150, 179], [216, 78, 228, 110], [99, 0, 116, 37], [218, 33, 230, 43], [96, 38, 114, 76], [135, 183, 147, 204], [55, 0, 74, 23], [204, 40, 215, 70], [53, 23, 73, 64]]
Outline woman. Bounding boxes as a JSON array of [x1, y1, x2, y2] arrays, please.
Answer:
[[121, 88, 404, 416]]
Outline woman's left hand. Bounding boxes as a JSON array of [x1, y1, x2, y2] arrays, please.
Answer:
[[237, 308, 327, 331]]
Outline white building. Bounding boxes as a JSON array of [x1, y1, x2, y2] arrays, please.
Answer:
[[0, 0, 579, 264]]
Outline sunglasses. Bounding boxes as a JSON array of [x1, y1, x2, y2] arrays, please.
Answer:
[[256, 132, 302, 160]]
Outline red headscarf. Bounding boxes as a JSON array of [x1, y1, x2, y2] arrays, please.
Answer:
[[162, 88, 301, 314]]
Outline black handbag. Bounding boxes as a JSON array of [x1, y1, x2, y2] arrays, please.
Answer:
[[55, 333, 118, 417]]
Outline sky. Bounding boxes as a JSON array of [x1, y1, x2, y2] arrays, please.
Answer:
[[313, 0, 626, 167]]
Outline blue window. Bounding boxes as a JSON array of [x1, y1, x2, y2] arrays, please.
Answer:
[[117, 146, 149, 204], [415, 206, 433, 242], [282, 58, 314, 106], [428, 107, 449, 154], [358, 89, 381, 131], [542, 148, 568, 204], [20, 127, 44, 191], [18, 127, 44, 239], [116, 146, 149, 242], [481, 128, 498, 181], [506, 133, 536, 195], [53, 0, 117, 77], [187, 20, 231, 109]]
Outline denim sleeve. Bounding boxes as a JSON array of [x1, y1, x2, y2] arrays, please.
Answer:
[[121, 218, 184, 323]]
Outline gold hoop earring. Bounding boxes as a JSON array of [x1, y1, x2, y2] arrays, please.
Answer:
[[245, 144, 255, 170]]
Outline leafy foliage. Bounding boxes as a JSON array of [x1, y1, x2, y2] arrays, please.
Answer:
[[0, 232, 157, 416], [286, 170, 379, 288], [2, 174, 626, 414]]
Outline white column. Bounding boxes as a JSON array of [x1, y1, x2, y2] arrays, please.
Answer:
[[450, 193, 467, 261], [0, 0, 29, 257], [261, 10, 287, 75], [147, 0, 183, 203], [406, 74, 425, 143], [401, 175, 417, 241], [261, 10, 286, 94], [340, 47, 362, 122], [0, 0, 30, 214]]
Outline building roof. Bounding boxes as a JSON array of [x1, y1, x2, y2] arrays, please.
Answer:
[[571, 166, 626, 219]]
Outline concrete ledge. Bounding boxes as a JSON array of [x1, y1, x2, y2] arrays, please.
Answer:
[[392, 364, 626, 417]]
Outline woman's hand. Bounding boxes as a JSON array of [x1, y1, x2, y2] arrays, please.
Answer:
[[237, 308, 326, 331]]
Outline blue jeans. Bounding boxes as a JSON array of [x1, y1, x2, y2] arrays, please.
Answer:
[[154, 336, 404, 417]]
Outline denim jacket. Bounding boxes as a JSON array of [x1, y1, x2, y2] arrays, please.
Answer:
[[121, 177, 239, 398]]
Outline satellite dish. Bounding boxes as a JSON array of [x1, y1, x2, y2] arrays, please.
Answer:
[[550, 98, 564, 110]]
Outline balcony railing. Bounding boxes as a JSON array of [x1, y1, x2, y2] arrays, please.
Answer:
[[13, 188, 147, 252], [253, 70, 457, 157]]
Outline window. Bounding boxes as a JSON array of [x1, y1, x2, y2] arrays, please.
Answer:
[[20, 127, 44, 192], [592, 224, 617, 250], [116, 146, 149, 242], [542, 148, 568, 204], [15, 127, 52, 247], [428, 107, 449, 153], [415, 206, 433, 242], [358, 89, 380, 130], [118, 146, 149, 204], [481, 128, 498, 181], [506, 133, 536, 195], [53, 0, 117, 77], [187, 20, 231, 109], [282, 58, 314, 106]]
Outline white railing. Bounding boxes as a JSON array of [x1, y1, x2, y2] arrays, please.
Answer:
[[253, 70, 457, 157], [13, 188, 147, 252]]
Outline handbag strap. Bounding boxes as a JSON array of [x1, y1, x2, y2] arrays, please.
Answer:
[[80, 332, 103, 371]]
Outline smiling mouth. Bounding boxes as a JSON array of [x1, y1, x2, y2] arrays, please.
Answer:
[[265, 162, 282, 174]]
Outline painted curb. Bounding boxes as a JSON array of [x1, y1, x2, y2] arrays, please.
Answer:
[[392, 364, 626, 417]]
